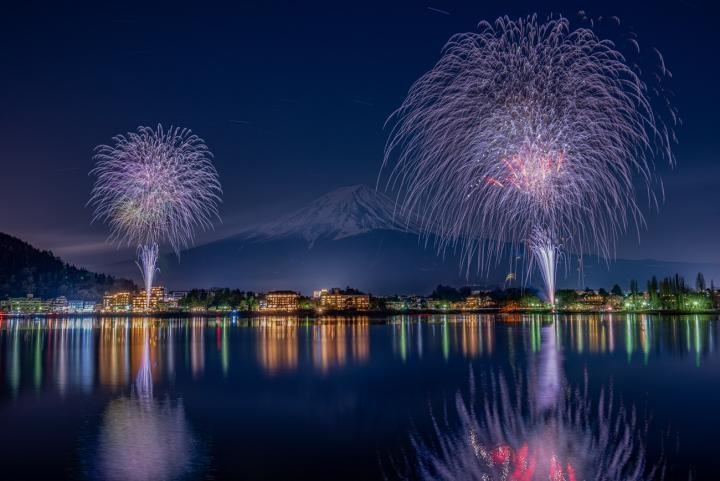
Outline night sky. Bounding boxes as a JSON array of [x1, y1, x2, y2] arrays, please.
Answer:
[[1, 0, 718, 276]]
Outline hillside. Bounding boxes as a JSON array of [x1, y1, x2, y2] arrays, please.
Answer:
[[0, 232, 135, 300]]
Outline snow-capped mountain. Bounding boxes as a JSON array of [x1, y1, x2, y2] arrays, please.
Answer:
[[149, 185, 720, 295], [232, 185, 420, 246], [156, 184, 482, 294]]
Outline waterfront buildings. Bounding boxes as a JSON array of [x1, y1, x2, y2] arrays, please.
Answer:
[[130, 287, 166, 311], [261, 291, 299, 312], [67, 300, 97, 313], [462, 292, 497, 309], [102, 292, 132, 312], [165, 291, 187, 309], [0, 294, 45, 314], [0, 295, 96, 314], [317, 288, 370, 311], [1, 284, 717, 315], [101, 287, 169, 312]]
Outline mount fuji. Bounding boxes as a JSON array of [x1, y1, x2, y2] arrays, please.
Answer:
[[155, 184, 720, 295], [159, 185, 493, 294], [231, 185, 421, 247]]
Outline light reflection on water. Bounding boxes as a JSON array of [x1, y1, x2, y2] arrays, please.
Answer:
[[0, 314, 716, 394], [88, 325, 200, 481], [0, 314, 716, 480], [403, 325, 657, 481]]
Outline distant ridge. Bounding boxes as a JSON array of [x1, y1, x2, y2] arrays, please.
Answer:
[[0, 232, 135, 300]]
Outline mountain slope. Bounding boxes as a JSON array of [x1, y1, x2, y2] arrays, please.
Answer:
[[0, 232, 135, 300], [232, 185, 420, 246], [165, 229, 493, 294], [160, 185, 720, 295]]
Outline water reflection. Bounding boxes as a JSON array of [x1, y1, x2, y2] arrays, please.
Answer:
[[89, 323, 200, 481], [0, 315, 711, 479], [0, 314, 718, 398], [406, 323, 659, 481], [255, 317, 299, 375], [98, 320, 130, 387], [537, 323, 561, 411], [190, 319, 205, 378], [391, 315, 495, 361], [251, 316, 371, 374], [312, 320, 369, 372]]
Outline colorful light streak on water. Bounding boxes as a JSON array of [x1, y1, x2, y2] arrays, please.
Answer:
[[0, 315, 716, 480]]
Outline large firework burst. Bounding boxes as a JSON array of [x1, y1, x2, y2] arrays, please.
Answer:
[[382, 15, 676, 304], [89, 125, 222, 308]]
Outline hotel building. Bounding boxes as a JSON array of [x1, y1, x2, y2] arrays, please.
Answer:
[[261, 291, 300, 312], [318, 288, 370, 311]]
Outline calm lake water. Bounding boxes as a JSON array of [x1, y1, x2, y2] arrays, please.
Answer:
[[0, 314, 716, 480]]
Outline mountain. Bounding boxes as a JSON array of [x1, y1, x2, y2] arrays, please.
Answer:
[[161, 185, 720, 295], [161, 184, 486, 294], [0, 232, 135, 300], [232, 185, 421, 247]]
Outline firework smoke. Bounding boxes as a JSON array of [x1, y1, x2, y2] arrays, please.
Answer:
[[382, 15, 676, 304], [89, 125, 222, 308]]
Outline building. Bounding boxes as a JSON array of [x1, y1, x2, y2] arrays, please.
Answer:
[[131, 286, 166, 311], [384, 296, 427, 311], [68, 299, 85, 313], [48, 296, 69, 313], [261, 291, 299, 312], [1, 294, 45, 314], [464, 293, 496, 309], [67, 300, 97, 314], [312, 289, 329, 299], [103, 287, 167, 312], [318, 288, 370, 311], [165, 291, 188, 309], [102, 292, 132, 312]]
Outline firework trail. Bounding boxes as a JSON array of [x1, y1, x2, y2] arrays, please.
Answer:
[[382, 15, 677, 304], [89, 125, 221, 308]]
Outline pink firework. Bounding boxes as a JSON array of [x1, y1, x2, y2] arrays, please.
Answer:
[[382, 14, 677, 304]]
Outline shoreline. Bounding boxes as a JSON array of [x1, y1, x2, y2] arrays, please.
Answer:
[[1, 308, 719, 319]]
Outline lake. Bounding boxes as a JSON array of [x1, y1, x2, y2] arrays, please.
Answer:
[[0, 314, 715, 480]]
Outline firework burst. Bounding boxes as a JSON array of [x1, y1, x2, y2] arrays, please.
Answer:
[[382, 14, 676, 304], [89, 125, 222, 308]]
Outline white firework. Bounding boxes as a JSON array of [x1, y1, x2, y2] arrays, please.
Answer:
[[382, 15, 677, 304], [89, 125, 222, 308]]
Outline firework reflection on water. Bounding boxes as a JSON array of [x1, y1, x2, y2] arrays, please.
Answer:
[[402, 325, 659, 481], [87, 325, 205, 481]]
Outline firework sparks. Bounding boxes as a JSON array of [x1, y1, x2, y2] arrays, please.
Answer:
[[382, 14, 676, 303], [89, 125, 222, 308]]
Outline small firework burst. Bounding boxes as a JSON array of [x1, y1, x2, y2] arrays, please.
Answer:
[[89, 125, 221, 308]]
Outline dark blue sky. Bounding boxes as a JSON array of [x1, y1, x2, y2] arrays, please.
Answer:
[[1, 0, 718, 273]]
